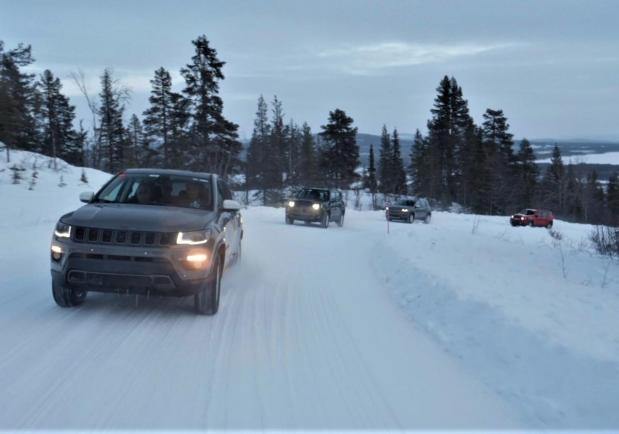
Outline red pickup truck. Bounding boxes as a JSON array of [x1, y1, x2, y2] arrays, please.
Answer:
[[510, 208, 554, 228]]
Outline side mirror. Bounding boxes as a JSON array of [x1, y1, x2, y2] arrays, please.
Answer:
[[222, 199, 241, 211], [80, 191, 94, 203]]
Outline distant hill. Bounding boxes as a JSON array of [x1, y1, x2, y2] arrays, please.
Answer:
[[240, 135, 619, 175]]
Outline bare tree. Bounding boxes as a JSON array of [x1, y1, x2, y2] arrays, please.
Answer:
[[70, 70, 100, 167]]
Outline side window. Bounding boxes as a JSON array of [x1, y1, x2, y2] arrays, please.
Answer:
[[220, 181, 233, 200]]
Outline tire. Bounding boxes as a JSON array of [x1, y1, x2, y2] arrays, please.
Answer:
[[285, 216, 294, 225], [408, 213, 415, 224], [195, 255, 222, 315], [52, 281, 87, 308], [424, 213, 431, 224], [337, 212, 345, 227], [321, 213, 329, 228], [546, 222, 553, 229], [529, 221, 534, 227]]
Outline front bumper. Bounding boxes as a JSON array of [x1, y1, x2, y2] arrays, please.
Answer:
[[50, 239, 214, 296], [286, 207, 323, 222], [510, 218, 528, 226]]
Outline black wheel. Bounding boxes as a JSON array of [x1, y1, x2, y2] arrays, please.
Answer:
[[337, 212, 345, 227], [424, 213, 431, 224], [546, 222, 553, 229], [408, 213, 415, 224], [195, 255, 222, 315], [529, 221, 534, 227], [285, 216, 294, 225], [52, 281, 87, 308], [321, 213, 329, 228]]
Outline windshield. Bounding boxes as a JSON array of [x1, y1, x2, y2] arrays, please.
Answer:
[[296, 189, 329, 201], [95, 173, 214, 211], [397, 200, 416, 207]]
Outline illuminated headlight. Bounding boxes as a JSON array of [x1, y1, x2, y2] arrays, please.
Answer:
[[402, 209, 409, 212], [51, 245, 63, 261], [288, 201, 295, 207], [312, 203, 320, 210], [385, 207, 389, 210], [54, 221, 71, 238], [177, 230, 209, 245]]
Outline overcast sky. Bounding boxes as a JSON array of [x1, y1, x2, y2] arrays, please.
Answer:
[[2, 0, 618, 140]]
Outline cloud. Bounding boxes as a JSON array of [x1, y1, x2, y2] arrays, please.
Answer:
[[316, 41, 515, 74]]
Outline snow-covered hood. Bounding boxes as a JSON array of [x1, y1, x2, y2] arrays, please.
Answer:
[[62, 203, 215, 232]]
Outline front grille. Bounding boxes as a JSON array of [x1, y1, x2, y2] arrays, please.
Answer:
[[69, 253, 167, 263], [72, 227, 175, 247]]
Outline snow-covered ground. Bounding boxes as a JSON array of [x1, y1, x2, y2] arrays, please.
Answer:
[[536, 150, 619, 165], [1, 150, 618, 430]]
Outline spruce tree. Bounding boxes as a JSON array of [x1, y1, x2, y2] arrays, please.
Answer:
[[318, 108, 359, 189], [482, 108, 516, 214], [143, 67, 176, 165], [127, 114, 145, 167], [515, 138, 538, 206], [391, 128, 407, 195], [606, 173, 619, 224], [409, 129, 429, 197], [38, 70, 80, 166], [378, 125, 392, 193], [298, 122, 317, 186], [540, 144, 565, 212], [366, 144, 377, 193], [97, 69, 126, 173], [0, 42, 40, 154], [268, 95, 285, 188], [246, 95, 270, 195], [181, 35, 241, 176]]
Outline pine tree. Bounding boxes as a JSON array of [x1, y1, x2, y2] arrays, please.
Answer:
[[425, 76, 473, 203], [97, 69, 126, 173], [391, 128, 407, 195], [0, 42, 40, 155], [298, 122, 317, 186], [539, 144, 565, 212], [378, 125, 392, 193], [606, 172, 619, 224], [143, 67, 175, 165], [515, 138, 538, 207], [38, 70, 81, 166], [245, 95, 270, 195], [366, 144, 377, 193], [181, 35, 241, 176], [482, 108, 516, 214], [126, 114, 145, 167], [409, 129, 429, 197], [318, 108, 359, 189], [268, 95, 285, 188]]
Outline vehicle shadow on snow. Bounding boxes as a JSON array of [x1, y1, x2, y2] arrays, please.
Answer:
[[75, 292, 206, 318]]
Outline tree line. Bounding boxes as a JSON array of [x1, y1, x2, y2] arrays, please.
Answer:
[[1, 38, 617, 226], [0, 36, 242, 176]]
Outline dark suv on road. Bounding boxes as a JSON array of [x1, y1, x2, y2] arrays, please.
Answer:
[[285, 188, 345, 228], [50, 169, 243, 315], [386, 198, 432, 223]]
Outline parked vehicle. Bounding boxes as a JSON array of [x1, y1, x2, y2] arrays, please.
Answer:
[[50, 169, 243, 315], [285, 188, 345, 228], [510, 208, 554, 228], [386, 198, 432, 224]]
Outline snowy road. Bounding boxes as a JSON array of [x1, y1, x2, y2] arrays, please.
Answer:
[[0, 207, 519, 430]]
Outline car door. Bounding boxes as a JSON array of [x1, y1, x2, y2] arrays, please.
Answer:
[[414, 200, 427, 219], [217, 180, 240, 265]]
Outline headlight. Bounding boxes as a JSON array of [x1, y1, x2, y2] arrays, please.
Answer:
[[288, 201, 295, 207], [176, 230, 209, 245], [402, 208, 409, 212], [312, 203, 320, 210], [385, 207, 389, 210], [54, 221, 71, 238]]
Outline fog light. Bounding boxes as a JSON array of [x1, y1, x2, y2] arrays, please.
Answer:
[[312, 203, 320, 210], [51, 245, 63, 261], [187, 253, 207, 263]]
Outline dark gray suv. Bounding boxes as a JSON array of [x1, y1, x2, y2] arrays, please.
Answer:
[[386, 197, 432, 224], [50, 169, 243, 315]]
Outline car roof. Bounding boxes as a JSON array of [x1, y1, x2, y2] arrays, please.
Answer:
[[124, 168, 214, 179]]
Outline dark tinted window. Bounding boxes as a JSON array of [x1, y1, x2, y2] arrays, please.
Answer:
[[95, 173, 213, 210], [297, 189, 329, 201]]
